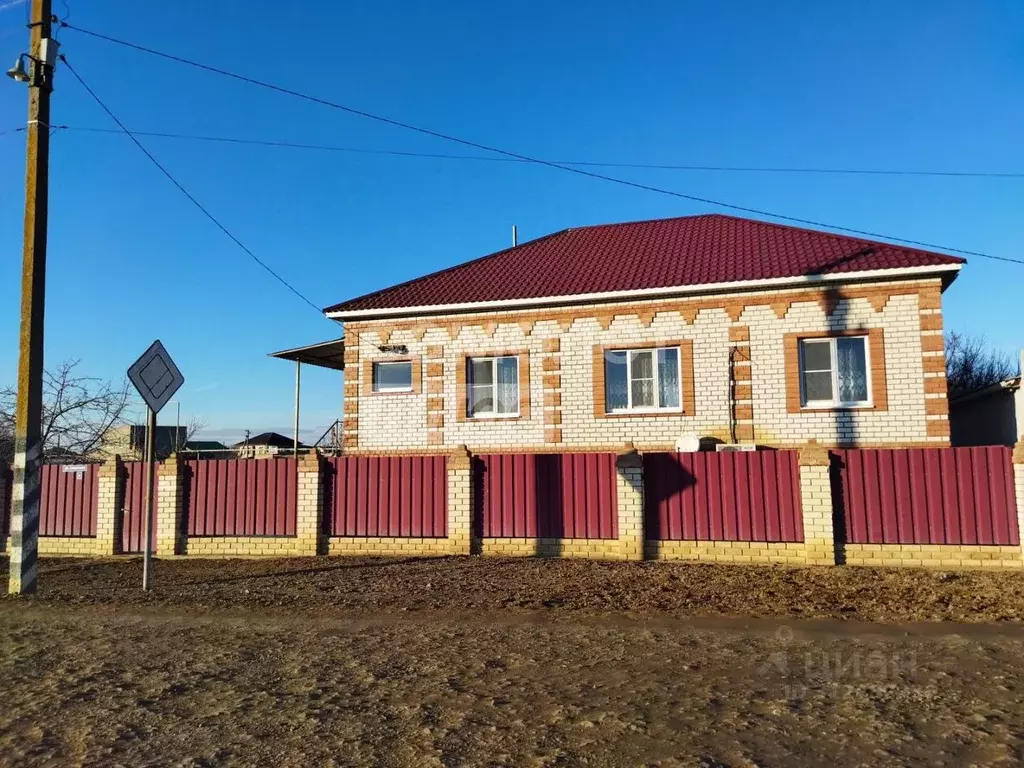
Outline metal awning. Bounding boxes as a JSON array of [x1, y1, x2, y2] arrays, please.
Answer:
[[268, 338, 345, 371], [268, 338, 346, 454]]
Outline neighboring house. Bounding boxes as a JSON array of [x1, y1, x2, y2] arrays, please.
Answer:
[[284, 214, 964, 453], [181, 439, 231, 458], [949, 357, 1023, 447], [234, 432, 305, 459], [93, 425, 187, 461], [184, 440, 229, 452]]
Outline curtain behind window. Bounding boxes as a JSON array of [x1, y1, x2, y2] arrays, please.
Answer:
[[657, 348, 680, 408], [495, 357, 519, 414], [837, 337, 868, 402]]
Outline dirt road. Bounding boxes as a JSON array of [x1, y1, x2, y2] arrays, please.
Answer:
[[1, 604, 1022, 766], [1, 557, 1023, 765]]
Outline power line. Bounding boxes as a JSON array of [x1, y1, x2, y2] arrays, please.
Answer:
[[59, 56, 324, 313], [61, 23, 1024, 266], [60, 56, 385, 353], [47, 124, 1024, 179]]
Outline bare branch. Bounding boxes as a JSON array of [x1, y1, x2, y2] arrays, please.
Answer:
[[945, 331, 1020, 401], [0, 360, 133, 463]]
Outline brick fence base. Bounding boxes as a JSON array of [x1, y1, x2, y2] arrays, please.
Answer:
[[843, 544, 1023, 569]]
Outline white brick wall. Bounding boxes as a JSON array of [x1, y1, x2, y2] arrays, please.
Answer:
[[347, 280, 939, 451]]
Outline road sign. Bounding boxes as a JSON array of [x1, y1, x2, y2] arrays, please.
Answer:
[[128, 340, 184, 414], [127, 340, 184, 592]]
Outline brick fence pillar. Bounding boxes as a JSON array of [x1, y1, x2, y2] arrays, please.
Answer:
[[798, 440, 837, 565], [156, 454, 185, 556], [96, 456, 123, 556], [447, 446, 473, 555], [296, 452, 324, 555], [1014, 440, 1024, 563], [616, 447, 644, 561]]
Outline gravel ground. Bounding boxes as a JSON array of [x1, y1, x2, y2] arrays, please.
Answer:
[[7, 555, 1024, 624], [1, 556, 1024, 766]]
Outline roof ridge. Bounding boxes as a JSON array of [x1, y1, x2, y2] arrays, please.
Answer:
[[564, 212, 720, 233]]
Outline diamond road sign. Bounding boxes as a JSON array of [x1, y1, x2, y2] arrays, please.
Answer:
[[127, 340, 184, 414]]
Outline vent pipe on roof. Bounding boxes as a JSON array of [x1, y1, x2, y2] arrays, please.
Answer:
[[512, 225, 517, 248]]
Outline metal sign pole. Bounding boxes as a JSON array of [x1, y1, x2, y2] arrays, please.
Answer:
[[126, 339, 184, 592], [142, 406, 156, 591]]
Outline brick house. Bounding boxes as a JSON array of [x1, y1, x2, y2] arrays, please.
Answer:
[[292, 214, 962, 453]]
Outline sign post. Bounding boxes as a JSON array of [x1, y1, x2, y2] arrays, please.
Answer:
[[127, 340, 184, 591]]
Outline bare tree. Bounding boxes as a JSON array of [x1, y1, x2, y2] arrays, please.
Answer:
[[174, 415, 208, 452], [0, 360, 132, 464], [945, 331, 1020, 401]]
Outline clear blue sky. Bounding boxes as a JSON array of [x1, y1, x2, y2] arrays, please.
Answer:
[[1, 0, 1022, 443]]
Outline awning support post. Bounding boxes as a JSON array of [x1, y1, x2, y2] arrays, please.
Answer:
[[294, 360, 301, 455]]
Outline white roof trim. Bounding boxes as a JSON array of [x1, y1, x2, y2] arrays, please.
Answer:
[[325, 263, 962, 320]]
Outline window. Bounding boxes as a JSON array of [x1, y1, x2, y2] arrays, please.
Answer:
[[467, 355, 519, 417], [372, 361, 413, 392], [604, 346, 681, 413], [799, 336, 870, 407]]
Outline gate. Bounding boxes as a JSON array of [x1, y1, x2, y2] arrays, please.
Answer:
[[122, 461, 158, 553]]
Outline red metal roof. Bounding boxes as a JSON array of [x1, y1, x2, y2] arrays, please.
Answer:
[[325, 214, 964, 315]]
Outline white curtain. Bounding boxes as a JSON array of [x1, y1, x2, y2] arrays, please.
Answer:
[[495, 357, 519, 414], [837, 338, 868, 402]]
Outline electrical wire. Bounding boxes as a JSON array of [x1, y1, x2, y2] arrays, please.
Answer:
[[60, 56, 323, 313], [60, 55, 383, 353], [61, 22, 1024, 266], [49, 124, 1024, 179]]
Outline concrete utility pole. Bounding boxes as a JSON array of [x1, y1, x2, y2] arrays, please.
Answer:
[[9, 0, 55, 596]]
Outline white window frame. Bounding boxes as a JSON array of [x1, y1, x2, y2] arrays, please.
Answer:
[[799, 335, 872, 409], [467, 355, 520, 418], [371, 360, 414, 393], [605, 345, 683, 414]]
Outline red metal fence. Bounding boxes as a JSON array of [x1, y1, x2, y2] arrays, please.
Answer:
[[39, 463, 99, 538], [1, 465, 11, 538], [832, 446, 1020, 546], [327, 455, 447, 537], [644, 451, 804, 542], [184, 458, 297, 537], [476, 453, 619, 539], [122, 462, 158, 554]]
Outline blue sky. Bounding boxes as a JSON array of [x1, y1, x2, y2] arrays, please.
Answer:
[[1, 0, 1021, 443]]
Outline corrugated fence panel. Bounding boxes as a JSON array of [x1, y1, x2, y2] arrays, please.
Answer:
[[477, 453, 618, 540], [122, 462, 158, 554], [832, 446, 1020, 546], [1, 465, 12, 538], [644, 451, 804, 542], [327, 455, 448, 537], [184, 458, 297, 537], [39, 463, 99, 538]]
